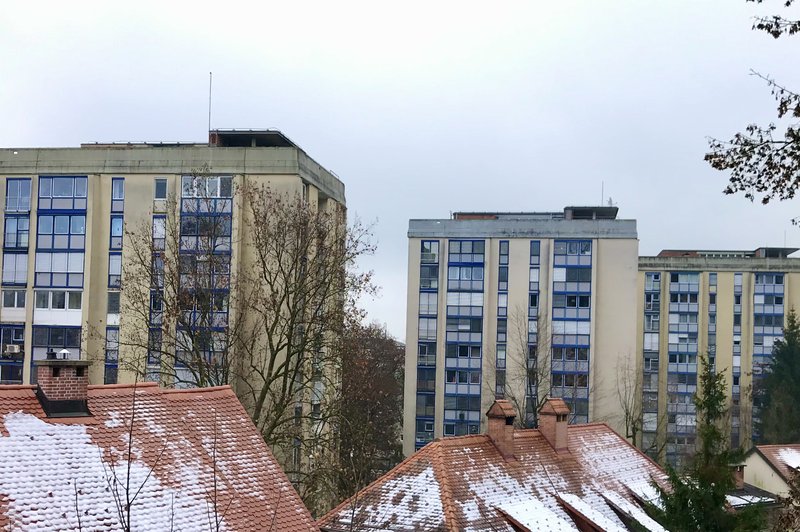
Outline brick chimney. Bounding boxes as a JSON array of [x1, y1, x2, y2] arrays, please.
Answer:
[[486, 400, 516, 460], [732, 464, 745, 489], [35, 359, 92, 417], [539, 398, 570, 454]]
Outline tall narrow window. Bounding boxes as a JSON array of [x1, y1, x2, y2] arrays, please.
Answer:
[[154, 178, 168, 200]]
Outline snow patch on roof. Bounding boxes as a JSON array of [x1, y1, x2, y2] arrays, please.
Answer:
[[558, 492, 627, 532], [104, 411, 122, 428], [0, 412, 227, 531], [779, 448, 800, 470], [350, 463, 443, 529], [496, 499, 576, 531], [726, 493, 774, 508], [602, 490, 666, 532]]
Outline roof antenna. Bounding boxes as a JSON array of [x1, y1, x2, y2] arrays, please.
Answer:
[[208, 72, 213, 134], [601, 181, 604, 206]]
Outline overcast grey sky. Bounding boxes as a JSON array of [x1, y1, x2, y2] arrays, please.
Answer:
[[2, 1, 798, 339]]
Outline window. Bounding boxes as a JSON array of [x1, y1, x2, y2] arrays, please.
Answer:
[[645, 314, 660, 331], [37, 214, 86, 249], [154, 178, 168, 200], [709, 273, 717, 286], [418, 342, 436, 365], [499, 240, 509, 265], [554, 268, 591, 283], [498, 266, 508, 291], [670, 272, 699, 284], [2, 253, 27, 285], [447, 240, 485, 263], [645, 292, 660, 311], [446, 343, 481, 358], [553, 294, 590, 308], [108, 254, 122, 287], [104, 327, 119, 384], [530, 241, 540, 264], [416, 394, 435, 417], [2, 290, 25, 308], [181, 175, 233, 198], [419, 292, 438, 315], [152, 216, 166, 251], [670, 293, 698, 304], [34, 252, 84, 287], [4, 217, 29, 249], [107, 291, 120, 314], [5, 179, 31, 212], [418, 318, 437, 340], [446, 318, 482, 333], [32, 326, 81, 349], [755, 273, 784, 285], [421, 240, 439, 263], [112, 179, 125, 200], [110, 216, 123, 249], [33, 290, 81, 310], [417, 368, 436, 391], [497, 319, 507, 342], [38, 176, 87, 210], [554, 240, 591, 255]]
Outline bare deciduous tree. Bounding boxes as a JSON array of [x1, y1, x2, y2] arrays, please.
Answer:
[[98, 169, 375, 515]]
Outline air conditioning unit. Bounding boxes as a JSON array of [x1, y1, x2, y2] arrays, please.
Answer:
[[4, 344, 20, 355]]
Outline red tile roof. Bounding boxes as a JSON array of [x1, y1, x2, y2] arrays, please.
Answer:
[[0, 383, 317, 531], [752, 444, 800, 482], [319, 423, 666, 531]]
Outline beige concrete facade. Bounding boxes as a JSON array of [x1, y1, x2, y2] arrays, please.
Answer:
[[0, 131, 345, 390], [404, 208, 639, 456], [637, 251, 800, 464], [744, 452, 790, 496]]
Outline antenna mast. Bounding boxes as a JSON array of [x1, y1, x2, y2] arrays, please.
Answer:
[[208, 72, 213, 133]]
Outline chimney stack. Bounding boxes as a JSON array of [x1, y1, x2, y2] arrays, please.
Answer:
[[732, 464, 745, 489], [35, 359, 92, 417], [539, 398, 570, 454], [486, 400, 516, 460]]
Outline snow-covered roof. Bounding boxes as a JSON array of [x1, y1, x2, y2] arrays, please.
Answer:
[[0, 383, 317, 531], [750, 443, 800, 483], [318, 422, 667, 531]]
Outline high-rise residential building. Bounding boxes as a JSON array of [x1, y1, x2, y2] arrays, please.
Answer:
[[637, 248, 800, 465], [0, 129, 345, 389], [403, 207, 639, 456]]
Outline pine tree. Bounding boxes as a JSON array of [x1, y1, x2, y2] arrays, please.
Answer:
[[651, 356, 763, 531], [757, 308, 800, 444]]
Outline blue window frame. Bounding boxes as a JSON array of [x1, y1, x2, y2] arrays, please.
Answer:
[[0, 325, 24, 384], [36, 214, 86, 250], [111, 177, 125, 208], [37, 176, 88, 210], [104, 327, 119, 384], [5, 179, 31, 213], [34, 251, 84, 288], [110, 215, 124, 249], [108, 253, 122, 288], [4, 216, 29, 249]]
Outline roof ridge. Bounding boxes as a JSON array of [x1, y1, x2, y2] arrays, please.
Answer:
[[430, 440, 460, 532], [161, 385, 233, 395], [0, 385, 37, 391], [87, 382, 159, 390]]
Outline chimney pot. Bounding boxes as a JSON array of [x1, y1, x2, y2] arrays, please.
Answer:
[[539, 398, 571, 454], [486, 400, 516, 461]]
